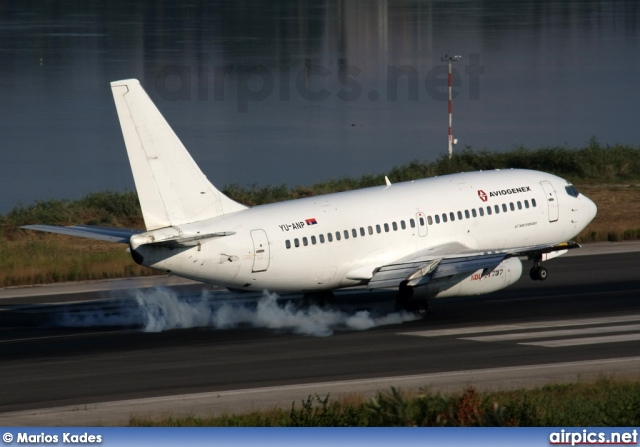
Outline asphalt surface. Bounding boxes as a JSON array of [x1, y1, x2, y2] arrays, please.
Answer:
[[0, 242, 639, 425]]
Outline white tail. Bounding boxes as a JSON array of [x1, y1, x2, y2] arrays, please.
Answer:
[[110, 79, 247, 230]]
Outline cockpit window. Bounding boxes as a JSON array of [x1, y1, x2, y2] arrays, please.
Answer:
[[565, 185, 580, 198]]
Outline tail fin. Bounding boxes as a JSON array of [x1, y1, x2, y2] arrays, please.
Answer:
[[110, 79, 247, 230]]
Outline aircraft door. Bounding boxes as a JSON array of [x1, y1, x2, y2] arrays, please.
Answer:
[[540, 181, 559, 222], [416, 212, 428, 237], [250, 229, 270, 272]]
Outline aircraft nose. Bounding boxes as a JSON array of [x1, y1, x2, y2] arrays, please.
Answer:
[[582, 194, 598, 224]]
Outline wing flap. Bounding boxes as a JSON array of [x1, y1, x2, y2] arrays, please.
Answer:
[[431, 254, 506, 279], [367, 254, 506, 289], [513, 241, 581, 258], [368, 260, 441, 289]]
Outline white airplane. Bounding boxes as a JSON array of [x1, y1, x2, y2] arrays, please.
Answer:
[[24, 79, 597, 314]]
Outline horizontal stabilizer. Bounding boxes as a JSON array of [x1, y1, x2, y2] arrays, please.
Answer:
[[130, 231, 236, 248], [20, 225, 142, 244]]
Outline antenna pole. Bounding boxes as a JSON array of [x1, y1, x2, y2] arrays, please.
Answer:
[[441, 54, 461, 158]]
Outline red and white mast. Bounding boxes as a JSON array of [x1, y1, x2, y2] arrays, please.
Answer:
[[441, 54, 461, 158]]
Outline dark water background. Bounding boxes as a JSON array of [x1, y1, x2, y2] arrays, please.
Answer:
[[1, 1, 639, 213]]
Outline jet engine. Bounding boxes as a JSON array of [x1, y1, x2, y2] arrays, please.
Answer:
[[411, 257, 523, 300]]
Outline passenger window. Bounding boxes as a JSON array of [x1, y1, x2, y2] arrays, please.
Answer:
[[419, 217, 425, 226], [360, 227, 365, 236], [410, 219, 416, 228], [510, 203, 515, 211], [486, 206, 491, 215], [427, 216, 433, 225], [352, 228, 357, 238], [319, 234, 325, 243], [494, 205, 500, 214], [472, 209, 477, 218], [294, 238, 300, 247], [376, 224, 381, 234], [384, 223, 389, 232], [343, 230, 349, 239], [457, 211, 463, 220], [502, 203, 507, 212], [532, 198, 537, 207], [479, 208, 484, 216], [517, 201, 522, 210], [401, 220, 406, 229], [368, 226, 373, 235], [465, 210, 470, 219], [449, 212, 455, 222], [336, 231, 341, 241], [524, 200, 530, 209], [442, 213, 448, 223], [327, 233, 333, 242], [285, 240, 291, 249], [303, 237, 308, 246], [311, 235, 316, 245], [435, 215, 441, 224], [392, 222, 398, 231]]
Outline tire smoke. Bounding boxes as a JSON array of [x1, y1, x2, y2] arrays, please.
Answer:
[[57, 287, 421, 336]]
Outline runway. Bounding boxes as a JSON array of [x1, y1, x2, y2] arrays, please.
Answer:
[[0, 243, 639, 425]]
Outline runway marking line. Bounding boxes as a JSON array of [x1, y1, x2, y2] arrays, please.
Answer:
[[398, 314, 640, 338], [460, 323, 640, 342], [521, 333, 640, 348], [0, 330, 136, 344], [399, 314, 640, 348]]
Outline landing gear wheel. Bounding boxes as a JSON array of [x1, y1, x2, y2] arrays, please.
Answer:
[[303, 291, 335, 307], [530, 267, 539, 280], [529, 266, 548, 281], [394, 281, 413, 311], [394, 282, 428, 318], [537, 266, 548, 281], [412, 300, 429, 318]]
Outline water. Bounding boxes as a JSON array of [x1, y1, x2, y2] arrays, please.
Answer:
[[1, 1, 639, 213]]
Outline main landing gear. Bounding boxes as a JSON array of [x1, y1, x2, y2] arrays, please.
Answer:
[[395, 281, 428, 317], [302, 290, 335, 307], [529, 257, 548, 281]]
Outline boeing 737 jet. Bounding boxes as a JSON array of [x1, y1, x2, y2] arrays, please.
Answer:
[[23, 79, 598, 314]]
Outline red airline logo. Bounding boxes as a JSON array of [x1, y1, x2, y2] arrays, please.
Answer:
[[478, 190, 488, 202]]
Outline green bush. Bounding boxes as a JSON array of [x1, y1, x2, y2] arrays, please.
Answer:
[[222, 142, 640, 205], [129, 377, 640, 427]]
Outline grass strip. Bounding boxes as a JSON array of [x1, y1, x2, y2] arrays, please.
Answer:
[[128, 376, 640, 426]]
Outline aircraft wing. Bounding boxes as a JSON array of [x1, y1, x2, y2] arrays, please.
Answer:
[[366, 241, 580, 289], [20, 225, 143, 244]]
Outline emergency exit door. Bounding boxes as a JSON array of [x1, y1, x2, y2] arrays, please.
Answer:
[[250, 229, 270, 272]]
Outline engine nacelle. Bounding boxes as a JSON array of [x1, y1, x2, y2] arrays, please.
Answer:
[[411, 257, 522, 300]]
